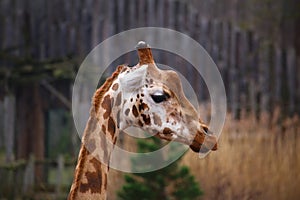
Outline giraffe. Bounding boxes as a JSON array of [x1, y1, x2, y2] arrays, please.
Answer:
[[68, 41, 218, 200]]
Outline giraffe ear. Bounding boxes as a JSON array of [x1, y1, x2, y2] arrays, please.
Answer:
[[119, 65, 148, 92]]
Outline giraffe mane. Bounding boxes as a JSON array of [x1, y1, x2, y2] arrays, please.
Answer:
[[69, 65, 125, 199], [93, 65, 126, 113]]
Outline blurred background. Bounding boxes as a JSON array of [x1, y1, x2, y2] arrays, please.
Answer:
[[0, 0, 299, 199]]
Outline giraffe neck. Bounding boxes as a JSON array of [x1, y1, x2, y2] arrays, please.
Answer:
[[68, 66, 127, 200]]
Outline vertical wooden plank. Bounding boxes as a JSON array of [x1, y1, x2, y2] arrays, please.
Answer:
[[64, 0, 72, 22], [103, 0, 115, 38], [3, 14, 13, 51], [4, 95, 15, 162], [287, 48, 296, 115], [229, 27, 239, 118], [124, 0, 130, 30], [248, 32, 258, 117], [45, 0, 55, 58], [157, 0, 165, 27], [280, 49, 289, 115], [175, 2, 187, 78], [147, 0, 156, 27], [165, 0, 176, 72], [58, 22, 67, 58], [248, 34, 259, 118], [296, 54, 300, 114], [54, 0, 66, 58], [199, 19, 208, 51], [167, 0, 175, 29], [274, 47, 282, 106], [238, 31, 248, 117], [12, 0, 24, 57], [138, 0, 146, 27], [49, 24, 57, 59], [69, 26, 77, 56], [0, 0, 7, 49], [219, 22, 230, 99], [81, 7, 88, 56], [38, 0, 47, 60], [28, 0, 39, 58], [244, 31, 253, 113], [82, 0, 93, 56], [38, 0, 46, 60], [91, 0, 101, 47], [99, 0, 111, 73], [177, 1, 185, 32], [56, 155, 64, 194], [211, 20, 220, 62], [129, 0, 137, 29], [198, 18, 210, 101], [187, 8, 198, 95], [110, 0, 118, 32], [117, 0, 124, 31], [173, 0, 179, 31], [32, 84, 45, 184], [221, 22, 230, 66], [0, 101, 3, 149], [23, 155, 35, 193], [258, 42, 271, 116]]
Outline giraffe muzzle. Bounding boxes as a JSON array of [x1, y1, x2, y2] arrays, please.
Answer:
[[189, 129, 218, 153]]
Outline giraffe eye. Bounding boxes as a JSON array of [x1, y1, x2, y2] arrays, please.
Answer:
[[151, 91, 170, 103]]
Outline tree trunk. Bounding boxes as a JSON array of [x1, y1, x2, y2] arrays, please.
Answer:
[[4, 94, 15, 162], [16, 83, 45, 183]]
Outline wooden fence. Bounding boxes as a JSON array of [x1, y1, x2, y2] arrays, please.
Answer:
[[0, 0, 298, 117], [0, 155, 75, 199]]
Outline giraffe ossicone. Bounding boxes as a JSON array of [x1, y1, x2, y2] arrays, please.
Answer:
[[68, 41, 218, 200]]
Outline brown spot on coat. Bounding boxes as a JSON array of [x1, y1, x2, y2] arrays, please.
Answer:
[[107, 117, 116, 137], [101, 133, 108, 162], [87, 139, 96, 153], [138, 120, 143, 127], [141, 114, 151, 125], [116, 110, 120, 128], [85, 115, 97, 134], [139, 102, 149, 112], [115, 92, 122, 107], [112, 83, 119, 91], [101, 125, 106, 134], [163, 127, 172, 135], [125, 108, 130, 116], [103, 172, 107, 189], [102, 95, 112, 119], [79, 158, 102, 193], [132, 105, 139, 117], [113, 136, 117, 144]]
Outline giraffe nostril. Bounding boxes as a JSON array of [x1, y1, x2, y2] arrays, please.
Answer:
[[201, 125, 213, 135], [202, 126, 208, 134]]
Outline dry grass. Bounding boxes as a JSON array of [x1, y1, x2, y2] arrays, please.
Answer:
[[182, 112, 300, 200], [107, 110, 300, 200]]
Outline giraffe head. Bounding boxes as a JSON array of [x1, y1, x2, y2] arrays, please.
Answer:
[[118, 41, 217, 153]]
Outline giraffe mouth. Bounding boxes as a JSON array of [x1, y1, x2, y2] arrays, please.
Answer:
[[155, 128, 218, 153], [189, 130, 218, 153]]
